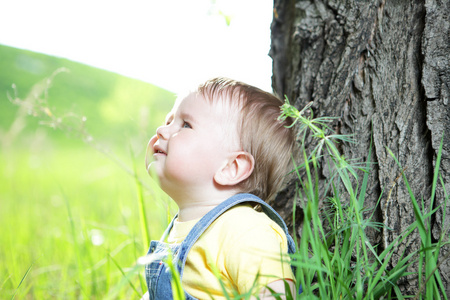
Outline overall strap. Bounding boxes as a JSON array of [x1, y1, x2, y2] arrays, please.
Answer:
[[176, 193, 295, 277]]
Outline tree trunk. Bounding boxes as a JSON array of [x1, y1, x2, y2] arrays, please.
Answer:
[[269, 0, 449, 296]]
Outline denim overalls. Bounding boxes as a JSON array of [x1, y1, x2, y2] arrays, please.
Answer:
[[145, 193, 299, 300]]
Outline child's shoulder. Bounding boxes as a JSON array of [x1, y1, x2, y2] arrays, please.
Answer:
[[219, 203, 274, 224], [208, 203, 287, 243]]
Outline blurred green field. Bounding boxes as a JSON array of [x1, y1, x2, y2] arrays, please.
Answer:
[[0, 44, 177, 298]]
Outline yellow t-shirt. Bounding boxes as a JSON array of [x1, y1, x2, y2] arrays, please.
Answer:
[[167, 204, 295, 300]]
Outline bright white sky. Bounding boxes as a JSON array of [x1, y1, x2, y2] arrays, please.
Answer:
[[0, 0, 274, 93]]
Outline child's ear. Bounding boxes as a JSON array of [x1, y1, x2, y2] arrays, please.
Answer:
[[214, 152, 254, 186]]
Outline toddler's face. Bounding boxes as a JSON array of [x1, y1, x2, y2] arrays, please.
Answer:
[[146, 92, 239, 196]]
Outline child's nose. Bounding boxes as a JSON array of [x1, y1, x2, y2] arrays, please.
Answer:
[[156, 124, 170, 140]]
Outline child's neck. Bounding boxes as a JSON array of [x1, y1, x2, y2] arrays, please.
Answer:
[[174, 189, 238, 222], [177, 203, 219, 222]]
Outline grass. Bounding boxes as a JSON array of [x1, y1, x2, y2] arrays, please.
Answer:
[[2, 150, 139, 298], [0, 145, 179, 298], [0, 45, 177, 298], [278, 99, 450, 299]]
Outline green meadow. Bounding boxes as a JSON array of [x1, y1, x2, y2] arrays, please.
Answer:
[[0, 44, 177, 298]]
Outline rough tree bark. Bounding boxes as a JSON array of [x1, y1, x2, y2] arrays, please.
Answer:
[[269, 0, 449, 296]]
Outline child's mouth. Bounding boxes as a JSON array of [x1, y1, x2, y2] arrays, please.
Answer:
[[153, 142, 167, 156], [154, 148, 167, 155]]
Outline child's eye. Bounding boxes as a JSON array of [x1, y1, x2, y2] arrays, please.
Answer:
[[182, 121, 191, 129]]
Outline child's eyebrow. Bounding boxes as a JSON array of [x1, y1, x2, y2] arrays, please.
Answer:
[[179, 112, 198, 126], [165, 112, 174, 124], [180, 112, 195, 121]]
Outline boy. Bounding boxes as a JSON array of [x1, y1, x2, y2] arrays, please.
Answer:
[[143, 77, 297, 299]]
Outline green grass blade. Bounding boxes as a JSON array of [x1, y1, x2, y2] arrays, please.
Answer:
[[60, 187, 87, 296], [357, 136, 373, 208], [130, 146, 150, 249], [10, 263, 33, 300], [430, 134, 444, 212], [386, 148, 428, 244], [107, 252, 141, 298], [165, 253, 186, 300], [386, 147, 444, 300]]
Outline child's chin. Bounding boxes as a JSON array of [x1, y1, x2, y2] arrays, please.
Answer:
[[146, 162, 160, 179]]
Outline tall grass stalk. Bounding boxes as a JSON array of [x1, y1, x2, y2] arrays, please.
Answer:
[[165, 252, 186, 300], [279, 99, 449, 299], [11, 263, 33, 300], [107, 253, 141, 298], [61, 188, 88, 297], [131, 146, 151, 250]]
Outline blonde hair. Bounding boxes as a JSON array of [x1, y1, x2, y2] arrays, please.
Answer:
[[197, 77, 295, 201]]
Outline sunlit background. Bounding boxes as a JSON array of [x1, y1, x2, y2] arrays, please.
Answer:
[[0, 0, 274, 92], [0, 1, 276, 298]]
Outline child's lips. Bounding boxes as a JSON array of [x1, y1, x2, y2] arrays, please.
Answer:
[[153, 145, 167, 156]]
